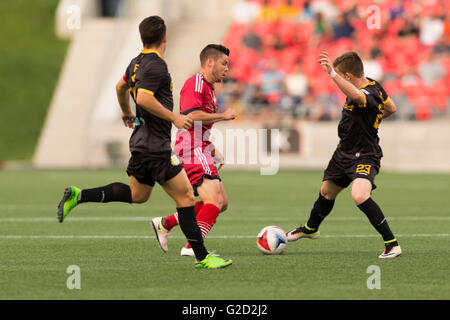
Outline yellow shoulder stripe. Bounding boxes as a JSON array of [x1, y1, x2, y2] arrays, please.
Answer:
[[138, 88, 154, 96]]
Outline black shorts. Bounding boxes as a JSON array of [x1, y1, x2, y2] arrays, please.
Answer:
[[323, 150, 380, 190], [126, 151, 183, 187]]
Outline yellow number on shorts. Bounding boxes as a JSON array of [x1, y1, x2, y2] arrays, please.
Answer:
[[356, 164, 371, 174]]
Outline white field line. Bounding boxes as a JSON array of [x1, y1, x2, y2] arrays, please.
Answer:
[[0, 216, 449, 223], [0, 233, 448, 240]]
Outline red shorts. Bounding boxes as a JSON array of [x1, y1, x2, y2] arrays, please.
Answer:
[[180, 147, 221, 196]]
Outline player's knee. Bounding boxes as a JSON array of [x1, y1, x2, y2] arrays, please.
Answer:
[[320, 187, 336, 200], [132, 193, 149, 204], [351, 191, 370, 206], [220, 198, 228, 212], [178, 188, 195, 207]]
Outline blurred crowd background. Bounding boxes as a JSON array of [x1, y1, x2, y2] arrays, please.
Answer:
[[218, 0, 450, 121]]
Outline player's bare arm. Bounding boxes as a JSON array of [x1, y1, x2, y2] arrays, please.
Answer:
[[136, 90, 193, 129], [116, 78, 136, 129], [318, 52, 365, 106], [188, 108, 236, 125], [382, 98, 397, 119]]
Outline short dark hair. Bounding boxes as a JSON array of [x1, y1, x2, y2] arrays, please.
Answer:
[[200, 44, 230, 66], [333, 51, 364, 77], [139, 16, 166, 47]]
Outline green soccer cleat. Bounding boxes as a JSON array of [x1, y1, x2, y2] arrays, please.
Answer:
[[195, 254, 232, 269], [57, 186, 81, 223]]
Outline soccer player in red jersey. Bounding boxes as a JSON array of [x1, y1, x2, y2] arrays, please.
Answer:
[[151, 44, 236, 256]]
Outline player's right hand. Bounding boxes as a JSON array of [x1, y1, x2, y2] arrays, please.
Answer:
[[223, 108, 236, 121], [122, 112, 136, 129], [173, 114, 193, 129], [318, 51, 333, 74]]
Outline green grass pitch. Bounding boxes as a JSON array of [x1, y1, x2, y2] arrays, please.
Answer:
[[0, 169, 448, 300]]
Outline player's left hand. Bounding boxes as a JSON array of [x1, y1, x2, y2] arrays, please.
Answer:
[[122, 112, 136, 129], [318, 52, 333, 74], [212, 148, 224, 171]]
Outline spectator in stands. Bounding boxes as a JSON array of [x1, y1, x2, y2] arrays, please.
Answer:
[[248, 84, 270, 113], [313, 12, 330, 38], [297, 1, 314, 22], [272, 34, 286, 51], [389, 0, 405, 20], [242, 23, 263, 52], [418, 52, 445, 87], [432, 35, 450, 56], [398, 11, 420, 37], [310, 0, 339, 22], [259, 0, 278, 21], [285, 62, 309, 103], [280, 62, 309, 116], [231, 0, 261, 23], [278, 0, 300, 20], [419, 14, 444, 46], [332, 13, 355, 40], [362, 50, 384, 81], [260, 59, 285, 105]]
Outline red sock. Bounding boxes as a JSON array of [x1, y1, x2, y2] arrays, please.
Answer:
[[195, 201, 204, 214], [163, 201, 204, 232], [162, 212, 179, 231], [185, 203, 220, 249]]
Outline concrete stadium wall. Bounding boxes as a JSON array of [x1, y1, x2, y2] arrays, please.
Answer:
[[217, 119, 450, 173]]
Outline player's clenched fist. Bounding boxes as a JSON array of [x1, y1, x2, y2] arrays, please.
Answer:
[[222, 108, 236, 121], [173, 114, 193, 129], [121, 112, 136, 129]]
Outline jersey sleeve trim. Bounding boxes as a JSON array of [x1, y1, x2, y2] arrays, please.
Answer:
[[383, 96, 390, 104], [138, 88, 154, 96], [123, 75, 128, 83], [181, 107, 202, 115], [358, 91, 367, 108]]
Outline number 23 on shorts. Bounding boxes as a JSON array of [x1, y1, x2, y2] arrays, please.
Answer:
[[356, 164, 371, 175]]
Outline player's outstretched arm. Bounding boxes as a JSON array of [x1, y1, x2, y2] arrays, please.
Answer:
[[136, 90, 193, 129], [116, 78, 135, 129], [188, 108, 236, 125], [318, 52, 365, 106]]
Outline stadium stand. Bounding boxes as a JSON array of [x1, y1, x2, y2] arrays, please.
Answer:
[[221, 0, 450, 121], [32, 0, 450, 172]]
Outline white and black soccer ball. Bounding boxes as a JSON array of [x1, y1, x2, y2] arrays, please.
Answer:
[[256, 226, 287, 255]]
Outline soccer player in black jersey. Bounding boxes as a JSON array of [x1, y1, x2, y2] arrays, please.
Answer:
[[287, 51, 401, 258], [57, 16, 232, 269]]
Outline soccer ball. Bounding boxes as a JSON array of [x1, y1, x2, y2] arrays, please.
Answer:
[[256, 226, 287, 255]]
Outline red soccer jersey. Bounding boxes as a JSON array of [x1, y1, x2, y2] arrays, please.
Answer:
[[174, 73, 218, 158]]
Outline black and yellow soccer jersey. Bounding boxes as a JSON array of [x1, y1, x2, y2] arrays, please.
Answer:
[[336, 77, 390, 158], [124, 49, 173, 155]]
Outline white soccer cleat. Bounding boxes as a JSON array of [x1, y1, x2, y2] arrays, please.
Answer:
[[151, 217, 169, 252], [379, 245, 402, 259], [180, 246, 220, 257]]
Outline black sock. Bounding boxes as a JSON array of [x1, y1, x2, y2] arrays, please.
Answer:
[[78, 182, 132, 204], [358, 198, 397, 245], [305, 193, 335, 231], [177, 206, 209, 261]]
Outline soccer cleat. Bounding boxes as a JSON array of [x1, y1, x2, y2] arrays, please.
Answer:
[[379, 245, 402, 259], [57, 186, 81, 223], [180, 247, 220, 257], [286, 225, 320, 242], [151, 217, 169, 252], [195, 254, 232, 269]]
